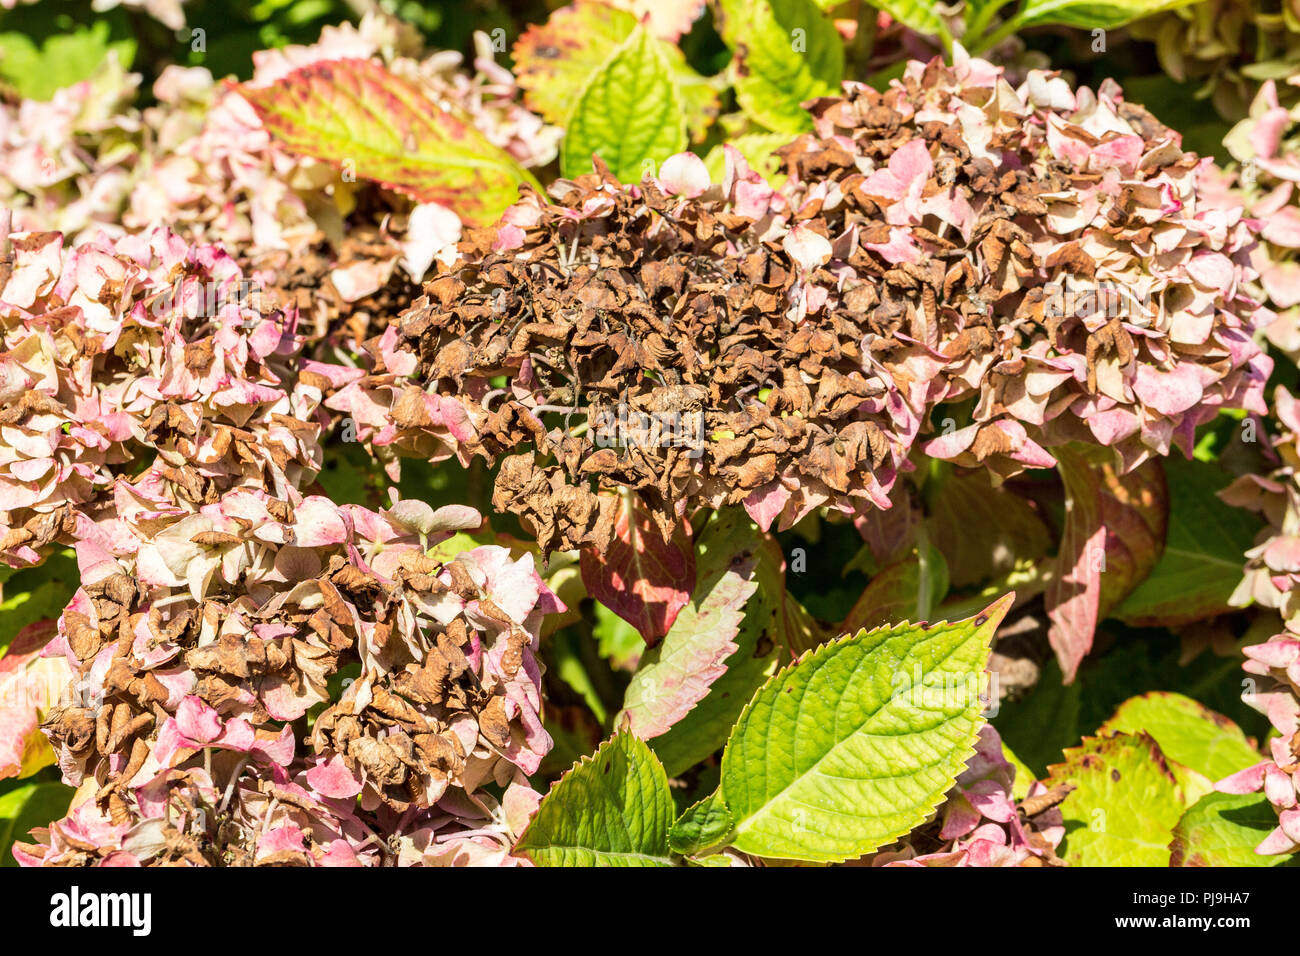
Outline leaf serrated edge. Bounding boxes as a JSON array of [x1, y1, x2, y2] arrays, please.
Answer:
[[718, 593, 1012, 863], [561, 25, 687, 182], [668, 789, 735, 857], [512, 730, 677, 866], [512, 0, 639, 127]]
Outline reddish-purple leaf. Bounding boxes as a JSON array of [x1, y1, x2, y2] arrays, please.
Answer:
[[852, 483, 921, 568], [580, 491, 696, 645], [619, 509, 759, 738], [234, 58, 538, 227], [928, 470, 1052, 588], [1046, 446, 1167, 683]]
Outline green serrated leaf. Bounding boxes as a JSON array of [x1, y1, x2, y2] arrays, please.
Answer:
[[712, 594, 1011, 863], [1016, 0, 1200, 29], [1114, 456, 1262, 627], [514, 731, 677, 866], [647, 522, 790, 776], [0, 18, 135, 101], [718, 0, 844, 134], [514, 0, 718, 141], [669, 789, 735, 856], [1048, 732, 1186, 866], [1099, 692, 1262, 784], [236, 57, 537, 227], [561, 26, 688, 183], [1171, 792, 1300, 867]]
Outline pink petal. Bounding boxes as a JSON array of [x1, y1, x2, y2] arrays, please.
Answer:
[[1216, 761, 1270, 794], [306, 754, 364, 799], [174, 695, 223, 743], [659, 152, 710, 198]]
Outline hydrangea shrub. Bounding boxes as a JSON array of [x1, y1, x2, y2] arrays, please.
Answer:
[[0, 2, 1296, 872]]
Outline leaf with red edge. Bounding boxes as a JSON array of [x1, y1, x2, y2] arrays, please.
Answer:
[[646, 511, 801, 775], [580, 490, 695, 645], [234, 58, 538, 227], [619, 509, 760, 738], [851, 482, 921, 569], [1046, 445, 1167, 683], [514, 1, 638, 125], [513, 0, 717, 139]]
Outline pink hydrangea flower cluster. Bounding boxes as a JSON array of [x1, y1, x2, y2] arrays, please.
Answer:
[[1216, 628, 1300, 855], [15, 487, 562, 866], [788, 49, 1272, 478], [353, 50, 1273, 554], [3, 13, 558, 355], [0, 222, 327, 566], [1223, 78, 1300, 356], [0, 196, 564, 865], [1220, 385, 1300, 621]]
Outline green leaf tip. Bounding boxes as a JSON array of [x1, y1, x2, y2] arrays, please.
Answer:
[[710, 594, 1012, 863], [513, 730, 677, 867]]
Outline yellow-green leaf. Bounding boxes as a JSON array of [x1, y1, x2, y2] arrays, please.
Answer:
[[1171, 792, 1300, 867], [669, 789, 735, 856], [236, 57, 537, 227], [514, 731, 677, 866], [1099, 692, 1262, 784], [871, 0, 946, 34], [561, 26, 688, 182], [1016, 0, 1201, 29], [717, 0, 844, 134], [1048, 733, 1186, 866], [714, 594, 1011, 862], [514, 0, 718, 140]]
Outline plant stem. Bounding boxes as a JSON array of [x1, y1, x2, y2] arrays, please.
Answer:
[[914, 523, 938, 622], [969, 13, 1025, 56], [849, 2, 879, 75], [936, 19, 955, 58], [965, 0, 1015, 48]]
